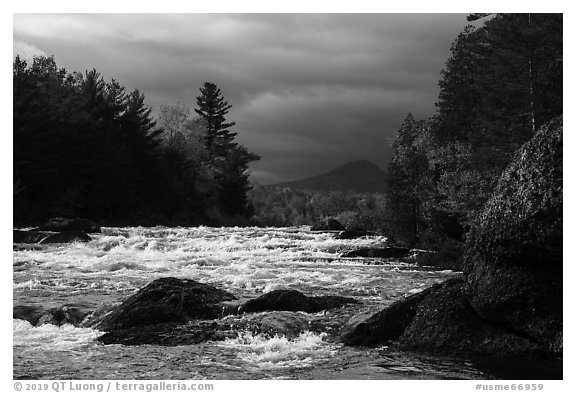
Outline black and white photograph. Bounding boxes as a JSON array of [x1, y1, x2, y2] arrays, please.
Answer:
[[11, 6, 564, 384]]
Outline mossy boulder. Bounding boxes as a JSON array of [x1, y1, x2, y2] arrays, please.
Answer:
[[464, 116, 563, 353], [342, 116, 563, 357]]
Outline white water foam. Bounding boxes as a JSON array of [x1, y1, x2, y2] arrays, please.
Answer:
[[13, 319, 102, 354], [219, 331, 336, 369]]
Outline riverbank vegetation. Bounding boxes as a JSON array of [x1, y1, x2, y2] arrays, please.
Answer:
[[13, 58, 259, 226], [384, 14, 562, 265]]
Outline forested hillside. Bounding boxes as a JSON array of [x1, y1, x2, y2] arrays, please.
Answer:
[[13, 57, 259, 226], [386, 14, 562, 263]]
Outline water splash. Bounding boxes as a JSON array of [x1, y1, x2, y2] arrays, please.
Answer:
[[219, 331, 336, 369]]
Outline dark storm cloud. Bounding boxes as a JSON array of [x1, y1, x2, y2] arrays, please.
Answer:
[[13, 13, 470, 183]]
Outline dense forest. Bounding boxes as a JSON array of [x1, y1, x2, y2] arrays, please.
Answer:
[[386, 14, 562, 263], [249, 186, 387, 232], [13, 58, 259, 226]]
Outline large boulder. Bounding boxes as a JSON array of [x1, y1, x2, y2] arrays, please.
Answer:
[[341, 283, 434, 346], [464, 116, 563, 353], [35, 217, 101, 233], [89, 277, 237, 331], [342, 116, 563, 357], [240, 289, 358, 314], [398, 279, 538, 355]]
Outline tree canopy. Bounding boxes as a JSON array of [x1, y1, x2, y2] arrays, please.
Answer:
[[13, 56, 260, 226]]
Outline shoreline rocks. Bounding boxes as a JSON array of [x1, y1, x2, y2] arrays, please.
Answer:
[[342, 116, 563, 358]]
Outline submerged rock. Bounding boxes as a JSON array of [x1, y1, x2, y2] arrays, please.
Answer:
[[13, 230, 50, 244], [91, 277, 237, 331], [98, 311, 312, 346], [14, 304, 88, 327], [36, 306, 88, 326], [310, 217, 346, 231], [39, 230, 92, 244], [240, 289, 358, 314], [341, 246, 410, 259], [336, 230, 374, 239], [97, 320, 235, 346], [35, 217, 101, 233]]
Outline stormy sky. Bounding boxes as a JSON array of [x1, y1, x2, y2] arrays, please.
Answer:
[[13, 13, 471, 184]]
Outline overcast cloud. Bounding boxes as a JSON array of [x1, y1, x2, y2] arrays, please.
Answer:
[[13, 13, 470, 184]]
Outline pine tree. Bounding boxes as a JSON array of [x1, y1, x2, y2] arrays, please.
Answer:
[[193, 81, 260, 218], [386, 113, 430, 246], [194, 82, 237, 156]]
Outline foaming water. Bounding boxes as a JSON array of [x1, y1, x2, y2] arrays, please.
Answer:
[[13, 225, 485, 380], [220, 331, 336, 370]]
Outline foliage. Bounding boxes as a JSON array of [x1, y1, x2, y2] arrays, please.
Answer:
[[248, 185, 388, 232], [386, 14, 562, 262], [13, 56, 260, 226]]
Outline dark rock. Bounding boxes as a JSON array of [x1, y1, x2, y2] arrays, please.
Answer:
[[36, 306, 88, 326], [310, 217, 346, 231], [241, 289, 358, 314], [35, 217, 101, 233], [464, 116, 563, 353], [39, 230, 92, 244], [343, 117, 563, 358], [336, 230, 374, 239], [13, 305, 45, 325], [98, 321, 235, 346], [13, 230, 50, 244], [340, 284, 433, 346], [98, 311, 312, 346], [14, 305, 88, 327], [341, 246, 410, 259], [233, 311, 311, 339], [92, 277, 237, 331], [399, 279, 540, 355]]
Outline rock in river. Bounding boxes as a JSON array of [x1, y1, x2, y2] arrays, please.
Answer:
[[341, 246, 410, 259], [89, 277, 237, 331], [13, 230, 50, 244], [310, 217, 346, 231], [34, 217, 101, 233], [241, 289, 358, 314], [39, 230, 92, 244]]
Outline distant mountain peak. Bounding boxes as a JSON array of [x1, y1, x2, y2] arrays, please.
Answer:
[[271, 160, 387, 193]]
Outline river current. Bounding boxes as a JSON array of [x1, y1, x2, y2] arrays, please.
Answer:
[[13, 226, 497, 379]]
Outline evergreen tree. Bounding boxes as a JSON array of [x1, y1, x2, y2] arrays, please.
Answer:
[[193, 82, 260, 218], [194, 82, 237, 156], [386, 114, 429, 246]]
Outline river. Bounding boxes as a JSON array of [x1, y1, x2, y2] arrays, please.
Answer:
[[13, 226, 499, 379]]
